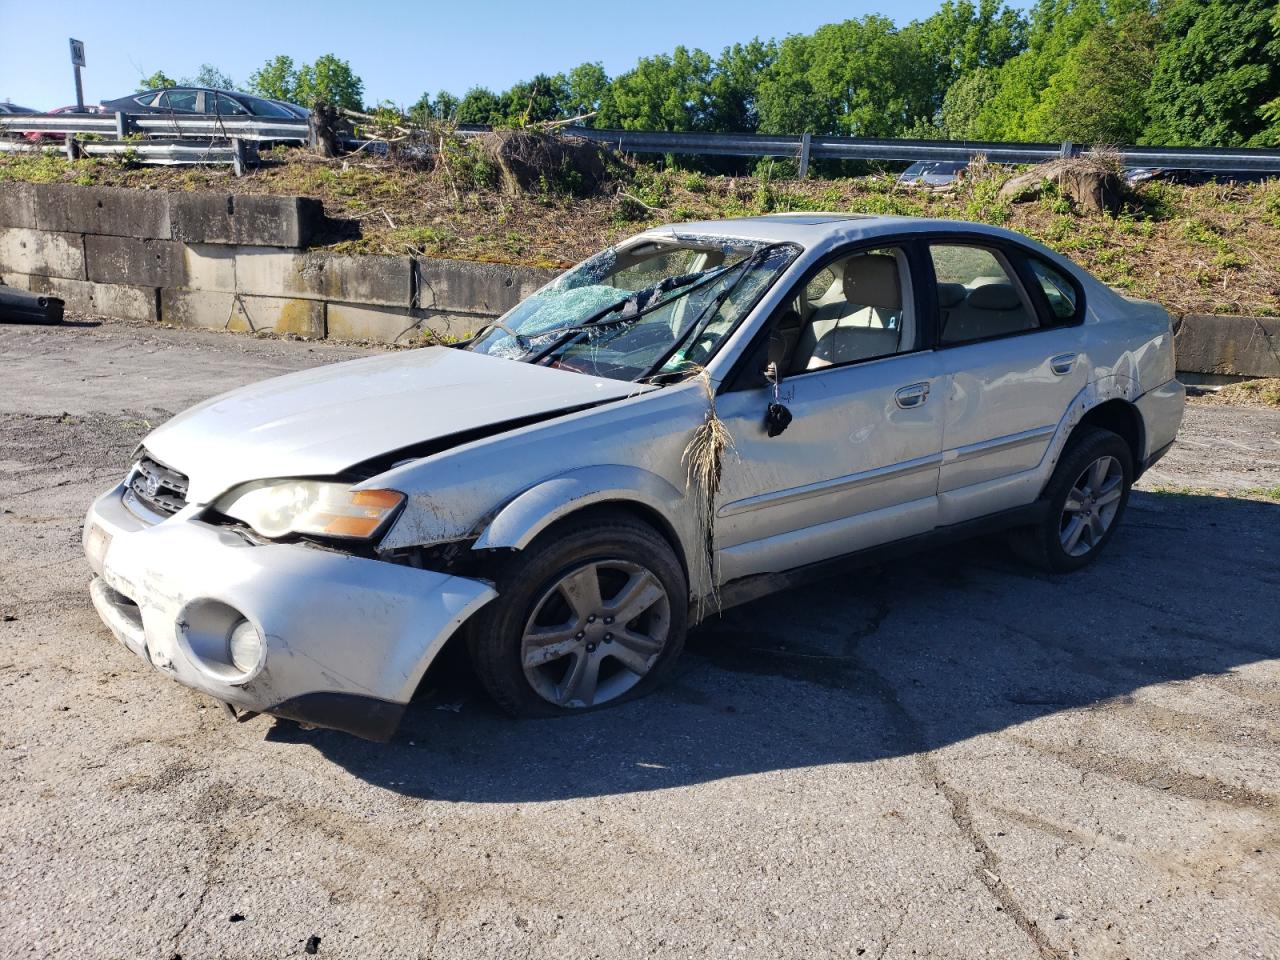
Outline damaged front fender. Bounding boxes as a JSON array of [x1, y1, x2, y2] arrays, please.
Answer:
[[472, 464, 693, 556]]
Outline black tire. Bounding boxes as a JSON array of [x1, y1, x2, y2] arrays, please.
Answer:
[[467, 508, 688, 718], [1009, 426, 1134, 573]]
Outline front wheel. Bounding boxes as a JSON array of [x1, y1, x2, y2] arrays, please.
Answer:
[[1010, 426, 1134, 573], [467, 511, 688, 717]]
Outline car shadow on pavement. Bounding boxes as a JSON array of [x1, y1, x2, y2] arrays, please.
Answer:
[[271, 490, 1280, 802]]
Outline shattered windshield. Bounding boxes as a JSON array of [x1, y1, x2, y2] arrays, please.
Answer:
[[467, 236, 800, 382]]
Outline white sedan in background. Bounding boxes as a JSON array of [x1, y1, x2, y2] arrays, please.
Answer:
[[83, 214, 1184, 740]]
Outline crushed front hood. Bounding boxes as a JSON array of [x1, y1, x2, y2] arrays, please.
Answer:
[[144, 347, 649, 503]]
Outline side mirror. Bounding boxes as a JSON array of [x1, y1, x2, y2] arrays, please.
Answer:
[[764, 362, 793, 437]]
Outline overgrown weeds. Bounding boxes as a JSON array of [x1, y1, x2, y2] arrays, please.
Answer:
[[2, 146, 1277, 316]]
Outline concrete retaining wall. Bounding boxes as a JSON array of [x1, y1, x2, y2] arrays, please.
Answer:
[[1173, 314, 1280, 379], [0, 182, 560, 343]]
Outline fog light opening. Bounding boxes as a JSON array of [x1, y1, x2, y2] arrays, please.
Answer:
[[227, 619, 264, 674], [175, 599, 265, 682]]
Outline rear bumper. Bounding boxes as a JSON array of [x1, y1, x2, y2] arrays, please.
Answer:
[[83, 484, 496, 740], [1135, 378, 1185, 475]]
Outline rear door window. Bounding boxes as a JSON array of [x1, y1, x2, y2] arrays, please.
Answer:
[[164, 89, 199, 112], [929, 244, 1039, 345], [212, 94, 250, 115]]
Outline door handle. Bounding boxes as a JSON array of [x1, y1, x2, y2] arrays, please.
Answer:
[[1050, 353, 1077, 376], [895, 382, 930, 409]]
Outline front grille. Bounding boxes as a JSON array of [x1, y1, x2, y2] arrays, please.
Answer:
[[127, 455, 190, 517]]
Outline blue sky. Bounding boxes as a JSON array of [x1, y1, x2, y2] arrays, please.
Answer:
[[0, 0, 1031, 109]]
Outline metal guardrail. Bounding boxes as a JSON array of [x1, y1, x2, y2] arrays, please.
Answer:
[[555, 127, 1280, 174], [2, 112, 1278, 175], [0, 112, 307, 142], [0, 138, 253, 168]]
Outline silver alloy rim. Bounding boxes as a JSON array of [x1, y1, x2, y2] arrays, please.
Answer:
[[1059, 455, 1124, 557], [521, 559, 672, 708]]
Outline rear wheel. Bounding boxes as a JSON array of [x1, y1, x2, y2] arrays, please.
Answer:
[[1010, 426, 1133, 573], [468, 511, 687, 717]]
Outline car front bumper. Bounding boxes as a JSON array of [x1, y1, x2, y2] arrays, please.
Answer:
[[83, 484, 496, 740]]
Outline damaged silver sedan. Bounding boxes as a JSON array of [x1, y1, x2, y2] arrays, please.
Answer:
[[84, 214, 1185, 739]]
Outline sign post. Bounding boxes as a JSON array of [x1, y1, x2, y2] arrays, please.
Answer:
[[69, 38, 86, 110]]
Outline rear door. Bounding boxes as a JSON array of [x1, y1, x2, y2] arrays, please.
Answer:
[[926, 239, 1089, 524], [713, 241, 947, 583]]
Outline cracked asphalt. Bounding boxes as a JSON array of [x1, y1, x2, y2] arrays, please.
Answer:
[[1, 320, 1278, 960]]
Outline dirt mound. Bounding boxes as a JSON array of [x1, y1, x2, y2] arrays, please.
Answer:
[[999, 153, 1127, 215], [479, 129, 612, 196]]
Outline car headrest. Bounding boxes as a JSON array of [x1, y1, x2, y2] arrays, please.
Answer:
[[936, 282, 967, 308], [842, 254, 901, 310], [967, 282, 1022, 310]]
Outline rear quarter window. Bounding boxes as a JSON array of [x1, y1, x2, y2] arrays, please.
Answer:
[[1029, 258, 1081, 322]]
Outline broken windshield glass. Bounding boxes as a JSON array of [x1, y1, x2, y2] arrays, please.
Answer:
[[468, 236, 800, 382]]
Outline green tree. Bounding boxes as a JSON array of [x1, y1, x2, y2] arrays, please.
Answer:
[[599, 46, 715, 130], [137, 71, 176, 92], [294, 54, 364, 110], [181, 64, 235, 90], [246, 55, 296, 101], [1028, 8, 1160, 144], [907, 0, 1028, 115], [922, 67, 1003, 138], [1144, 0, 1280, 146], [706, 39, 776, 132], [410, 90, 459, 123], [755, 33, 835, 135], [965, 0, 1116, 140], [758, 17, 932, 136], [563, 62, 610, 123], [497, 73, 568, 126], [247, 54, 363, 109], [456, 86, 501, 125], [1265, 7, 1280, 145]]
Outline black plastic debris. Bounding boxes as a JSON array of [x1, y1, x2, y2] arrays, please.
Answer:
[[0, 286, 64, 325], [304, 934, 322, 954]]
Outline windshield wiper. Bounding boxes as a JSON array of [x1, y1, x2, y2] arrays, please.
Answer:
[[639, 243, 790, 382], [524, 260, 746, 365]]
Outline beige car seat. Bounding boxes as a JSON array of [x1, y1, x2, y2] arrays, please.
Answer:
[[791, 255, 903, 372], [941, 278, 1037, 343]]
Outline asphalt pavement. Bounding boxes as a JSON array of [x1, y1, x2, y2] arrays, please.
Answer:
[[1, 320, 1277, 959]]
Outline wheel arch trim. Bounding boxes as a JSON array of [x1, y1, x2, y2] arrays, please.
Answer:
[[471, 465, 696, 576], [1036, 377, 1142, 494]]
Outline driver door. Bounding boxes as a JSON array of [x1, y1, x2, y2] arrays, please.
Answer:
[[712, 243, 947, 584]]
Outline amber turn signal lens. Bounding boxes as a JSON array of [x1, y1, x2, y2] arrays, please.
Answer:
[[351, 489, 405, 510]]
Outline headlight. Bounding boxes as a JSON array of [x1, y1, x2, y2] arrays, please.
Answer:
[[213, 480, 404, 540]]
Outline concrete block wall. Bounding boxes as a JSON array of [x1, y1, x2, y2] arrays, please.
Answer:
[[0, 182, 560, 343]]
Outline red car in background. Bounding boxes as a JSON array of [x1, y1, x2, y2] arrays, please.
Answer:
[[23, 105, 106, 143]]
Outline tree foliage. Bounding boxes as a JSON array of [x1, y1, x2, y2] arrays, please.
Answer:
[[247, 53, 363, 110], [1144, 0, 1280, 147], [181, 64, 235, 91], [254, 0, 1280, 149], [137, 71, 176, 92]]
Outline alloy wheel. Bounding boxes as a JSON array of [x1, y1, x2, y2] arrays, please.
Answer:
[[520, 559, 672, 708], [1059, 454, 1124, 557]]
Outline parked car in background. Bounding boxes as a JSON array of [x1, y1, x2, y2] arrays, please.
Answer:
[[271, 99, 310, 119], [23, 104, 106, 143], [897, 161, 969, 187], [1123, 166, 1167, 185], [83, 214, 1184, 741], [0, 102, 38, 114], [100, 87, 305, 119]]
